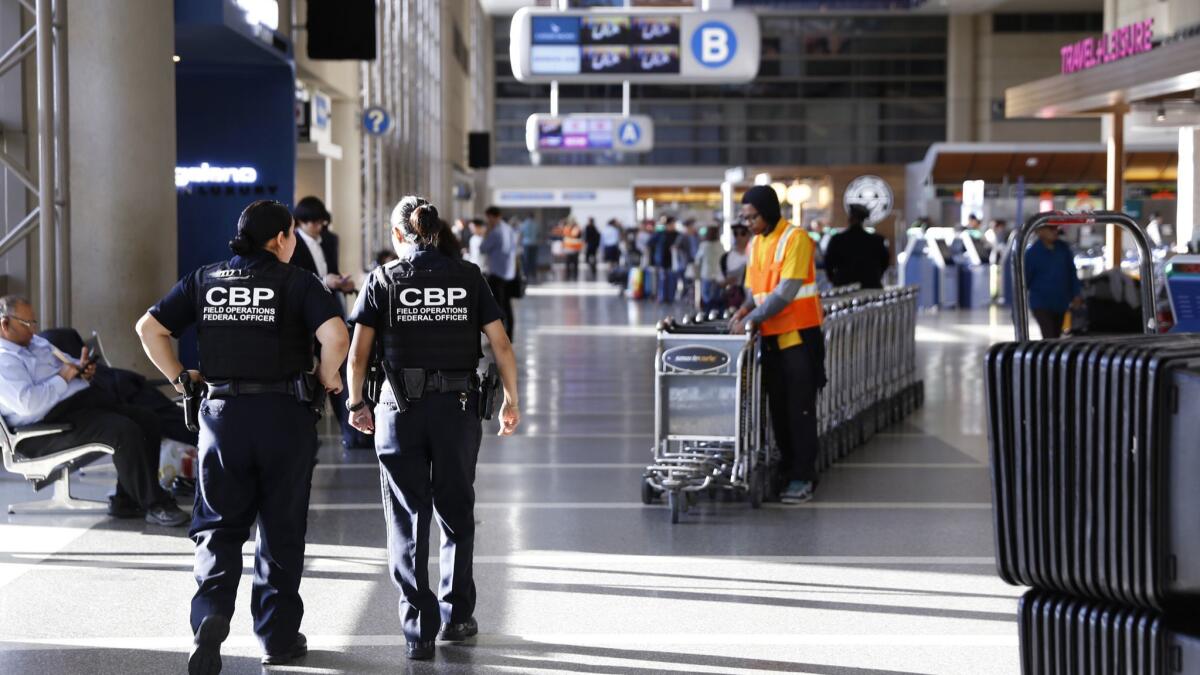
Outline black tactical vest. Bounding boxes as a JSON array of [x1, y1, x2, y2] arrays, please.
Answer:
[[195, 260, 313, 380], [378, 256, 481, 372]]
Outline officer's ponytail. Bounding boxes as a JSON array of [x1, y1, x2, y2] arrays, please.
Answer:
[[410, 204, 442, 245], [229, 200, 294, 255]]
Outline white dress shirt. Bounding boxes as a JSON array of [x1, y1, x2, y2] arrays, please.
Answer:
[[297, 228, 329, 280], [0, 335, 89, 427]]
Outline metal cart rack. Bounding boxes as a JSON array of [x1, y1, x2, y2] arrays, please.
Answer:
[[644, 285, 923, 524]]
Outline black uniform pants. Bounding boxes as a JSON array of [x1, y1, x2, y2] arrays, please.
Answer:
[[486, 273, 514, 339], [375, 390, 482, 643], [189, 393, 319, 655], [761, 337, 823, 483], [21, 387, 171, 509]]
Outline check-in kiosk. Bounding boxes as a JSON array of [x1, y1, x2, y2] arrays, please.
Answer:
[[899, 227, 957, 310], [953, 231, 992, 309], [1167, 255, 1200, 333]]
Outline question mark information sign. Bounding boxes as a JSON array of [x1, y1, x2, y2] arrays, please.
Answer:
[[526, 114, 654, 153], [510, 8, 759, 84], [362, 106, 391, 136]]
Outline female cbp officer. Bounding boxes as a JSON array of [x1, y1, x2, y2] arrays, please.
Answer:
[[345, 197, 520, 661], [134, 200, 349, 675]]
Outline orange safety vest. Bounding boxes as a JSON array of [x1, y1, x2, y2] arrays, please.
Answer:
[[562, 225, 584, 253], [746, 219, 823, 337]]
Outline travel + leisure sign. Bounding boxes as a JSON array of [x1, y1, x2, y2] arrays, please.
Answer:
[[1060, 19, 1154, 75]]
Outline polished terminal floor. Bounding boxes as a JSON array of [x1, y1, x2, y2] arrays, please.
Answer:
[[0, 281, 1024, 674]]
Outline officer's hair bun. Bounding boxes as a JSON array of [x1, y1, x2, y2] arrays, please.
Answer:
[[410, 204, 442, 244], [230, 200, 293, 255]]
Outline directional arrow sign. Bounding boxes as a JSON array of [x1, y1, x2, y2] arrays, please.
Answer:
[[526, 114, 654, 154]]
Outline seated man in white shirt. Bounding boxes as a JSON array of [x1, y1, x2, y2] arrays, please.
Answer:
[[0, 296, 187, 526]]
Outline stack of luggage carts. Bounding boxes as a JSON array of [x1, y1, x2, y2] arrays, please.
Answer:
[[987, 212, 1200, 674], [643, 284, 923, 523]]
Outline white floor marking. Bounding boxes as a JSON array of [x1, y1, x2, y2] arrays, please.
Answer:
[[0, 631, 1019, 653], [307, 501, 992, 511]]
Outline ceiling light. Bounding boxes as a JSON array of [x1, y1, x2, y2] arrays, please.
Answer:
[[172, 55, 181, 63], [1156, 104, 1167, 122]]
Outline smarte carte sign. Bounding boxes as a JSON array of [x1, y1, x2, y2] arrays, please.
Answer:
[[1060, 19, 1153, 75]]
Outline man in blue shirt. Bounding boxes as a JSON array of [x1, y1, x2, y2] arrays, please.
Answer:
[[480, 206, 517, 338], [0, 296, 187, 525], [1023, 226, 1083, 339]]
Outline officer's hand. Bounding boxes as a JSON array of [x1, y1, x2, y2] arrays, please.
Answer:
[[318, 369, 343, 396], [324, 273, 343, 291], [498, 402, 519, 436], [350, 406, 374, 434], [173, 370, 203, 395]]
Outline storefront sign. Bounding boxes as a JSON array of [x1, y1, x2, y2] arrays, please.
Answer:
[[175, 163, 258, 189], [1060, 19, 1153, 74]]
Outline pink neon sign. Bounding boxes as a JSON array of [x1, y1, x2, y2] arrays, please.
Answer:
[[1060, 18, 1154, 74]]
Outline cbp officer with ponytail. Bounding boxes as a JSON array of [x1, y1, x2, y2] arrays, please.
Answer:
[[135, 200, 350, 674], [345, 196, 520, 661]]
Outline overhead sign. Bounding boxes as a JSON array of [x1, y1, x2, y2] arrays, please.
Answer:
[[843, 175, 893, 226], [1060, 18, 1154, 74], [510, 8, 759, 84], [526, 114, 654, 153], [362, 106, 392, 136]]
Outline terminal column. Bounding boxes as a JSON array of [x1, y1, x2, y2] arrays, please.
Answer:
[[66, 0, 177, 371], [1178, 127, 1199, 253]]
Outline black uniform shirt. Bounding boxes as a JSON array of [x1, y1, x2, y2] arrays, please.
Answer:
[[150, 251, 342, 337], [351, 248, 503, 331]]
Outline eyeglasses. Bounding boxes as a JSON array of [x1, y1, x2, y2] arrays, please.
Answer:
[[4, 315, 37, 329]]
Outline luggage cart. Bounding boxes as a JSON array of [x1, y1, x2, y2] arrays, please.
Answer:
[[642, 285, 924, 524], [642, 317, 769, 524]]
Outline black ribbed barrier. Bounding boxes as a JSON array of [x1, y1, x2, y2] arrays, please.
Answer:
[[990, 212, 1200, 672], [1018, 590, 1200, 675]]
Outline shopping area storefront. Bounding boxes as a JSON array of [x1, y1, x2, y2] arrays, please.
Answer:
[[1005, 19, 1200, 259]]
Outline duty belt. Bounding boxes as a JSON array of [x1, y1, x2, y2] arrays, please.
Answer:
[[421, 370, 478, 394], [206, 377, 308, 399]]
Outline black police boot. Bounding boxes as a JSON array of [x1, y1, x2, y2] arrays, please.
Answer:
[[261, 632, 308, 665], [406, 640, 435, 660], [106, 494, 143, 519], [188, 615, 229, 675], [437, 617, 478, 642]]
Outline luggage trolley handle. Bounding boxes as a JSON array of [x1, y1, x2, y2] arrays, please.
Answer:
[[1010, 211, 1158, 341]]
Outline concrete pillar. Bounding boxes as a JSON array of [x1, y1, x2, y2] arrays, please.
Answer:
[[1178, 127, 1199, 253], [331, 98, 364, 280], [946, 14, 975, 143], [1105, 108, 1126, 268], [67, 0, 176, 373]]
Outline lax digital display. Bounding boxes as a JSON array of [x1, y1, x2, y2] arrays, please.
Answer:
[[530, 15, 681, 76]]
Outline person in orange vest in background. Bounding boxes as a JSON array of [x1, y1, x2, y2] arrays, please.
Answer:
[[561, 217, 584, 281], [730, 185, 827, 503]]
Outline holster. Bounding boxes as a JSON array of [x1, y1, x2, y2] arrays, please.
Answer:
[[480, 362, 501, 421], [380, 362, 409, 413], [180, 379, 205, 433], [295, 372, 327, 419]]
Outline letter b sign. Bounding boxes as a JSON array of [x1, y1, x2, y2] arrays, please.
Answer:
[[691, 22, 737, 68]]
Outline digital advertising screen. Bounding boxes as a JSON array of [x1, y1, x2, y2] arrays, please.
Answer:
[[513, 8, 760, 83], [528, 14, 680, 77]]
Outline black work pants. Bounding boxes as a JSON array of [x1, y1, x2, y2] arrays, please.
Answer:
[[486, 274, 514, 339], [761, 338, 822, 483], [189, 393, 319, 655], [21, 386, 171, 508], [375, 390, 482, 643], [1032, 309, 1065, 339]]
